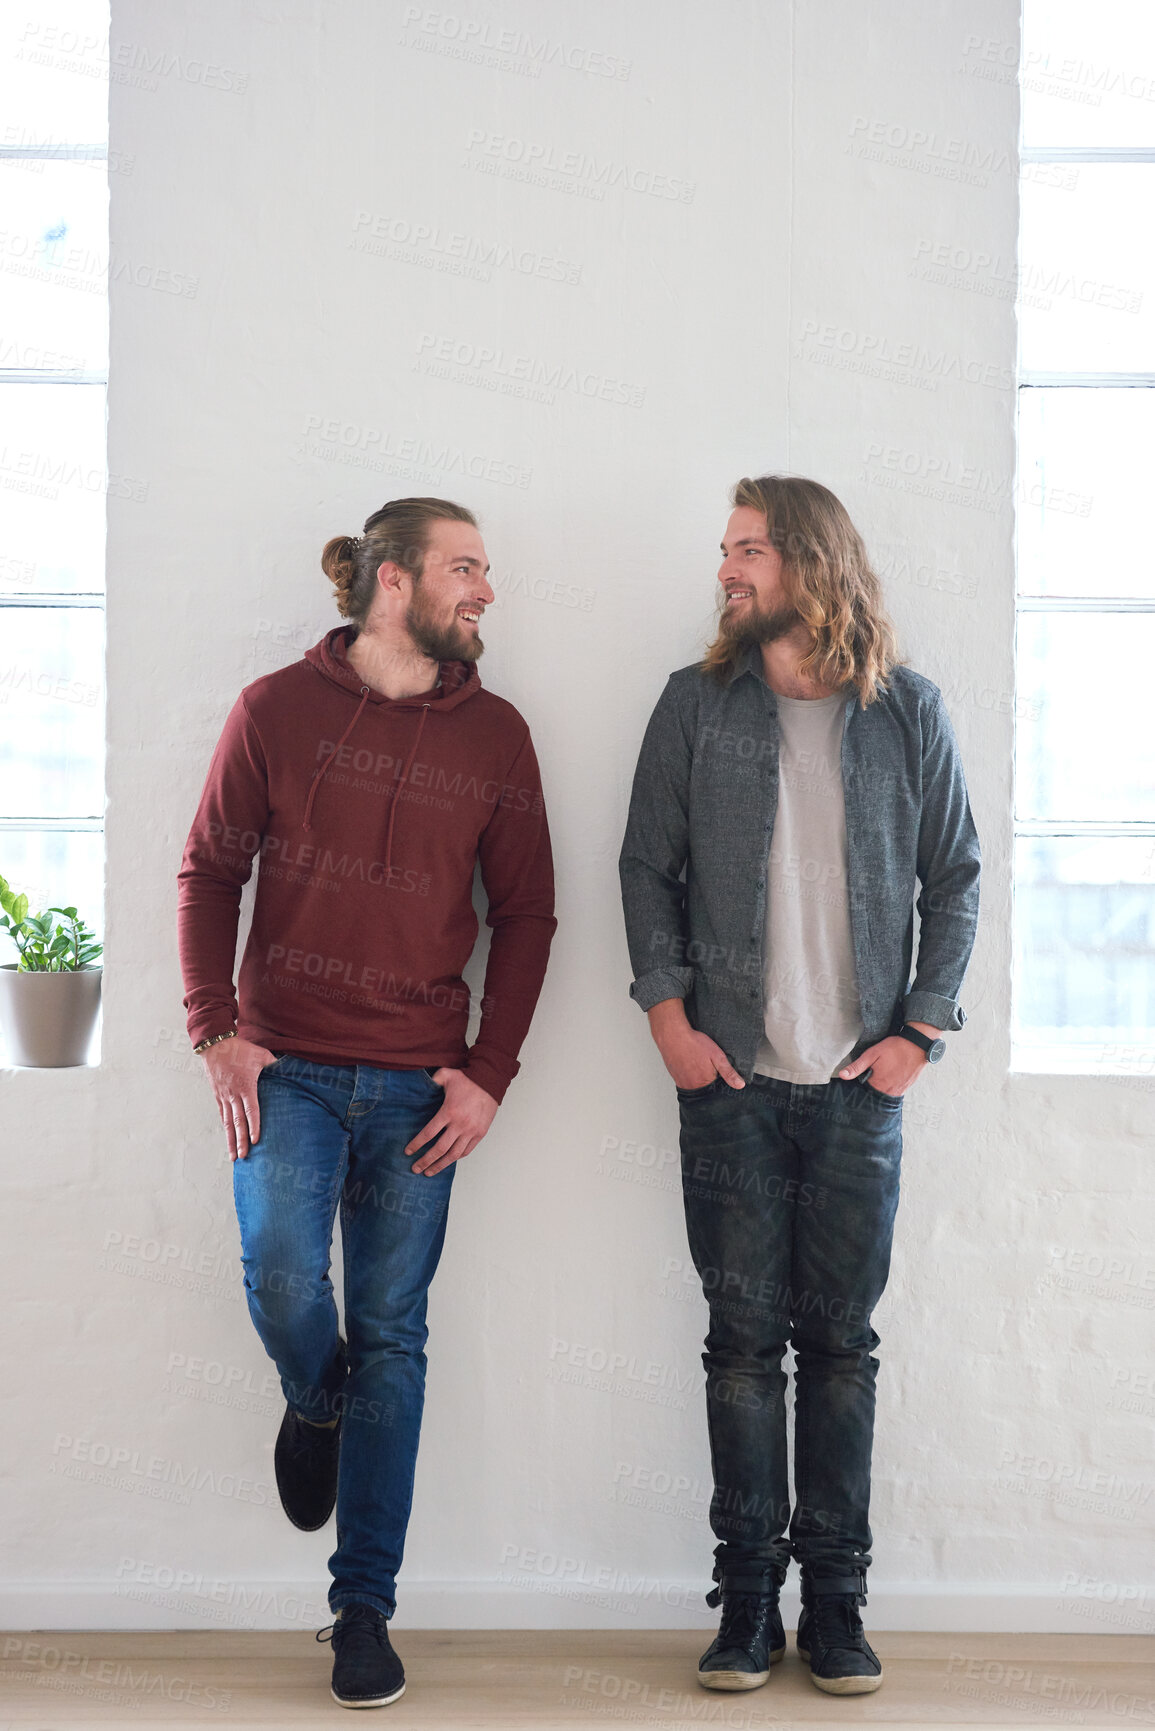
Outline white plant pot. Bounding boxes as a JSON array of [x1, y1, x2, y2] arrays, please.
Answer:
[[0, 965, 102, 1067]]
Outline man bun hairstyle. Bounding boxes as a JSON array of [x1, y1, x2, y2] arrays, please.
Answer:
[[321, 497, 478, 631]]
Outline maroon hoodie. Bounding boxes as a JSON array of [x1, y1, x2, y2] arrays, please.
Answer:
[[177, 627, 555, 1104]]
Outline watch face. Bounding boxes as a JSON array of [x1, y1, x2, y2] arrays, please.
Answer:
[[927, 1038, 946, 1063]]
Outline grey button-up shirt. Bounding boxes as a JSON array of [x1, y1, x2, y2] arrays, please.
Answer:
[[619, 644, 981, 1075]]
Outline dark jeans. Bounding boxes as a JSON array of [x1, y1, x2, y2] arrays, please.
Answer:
[[678, 1072, 903, 1593], [232, 1055, 455, 1620]]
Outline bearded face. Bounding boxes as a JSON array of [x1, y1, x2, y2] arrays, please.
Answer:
[[717, 590, 801, 648], [714, 505, 803, 651], [404, 573, 485, 663]]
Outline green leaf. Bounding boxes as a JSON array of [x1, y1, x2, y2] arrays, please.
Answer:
[[1, 881, 98, 964]]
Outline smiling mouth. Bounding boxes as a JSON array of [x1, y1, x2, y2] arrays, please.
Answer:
[[724, 589, 754, 605], [457, 608, 483, 626]]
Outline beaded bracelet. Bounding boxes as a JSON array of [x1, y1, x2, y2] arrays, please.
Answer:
[[193, 1029, 238, 1056]]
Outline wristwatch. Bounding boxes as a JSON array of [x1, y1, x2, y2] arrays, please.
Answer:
[[897, 1024, 946, 1063]]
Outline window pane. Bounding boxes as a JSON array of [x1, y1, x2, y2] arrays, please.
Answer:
[[0, 827, 103, 965], [1016, 612, 1155, 822], [0, 159, 108, 374], [1022, 0, 1155, 148], [0, 606, 104, 817], [0, 382, 106, 593], [1014, 835, 1155, 1066], [1019, 167, 1155, 372], [0, 0, 110, 147], [1017, 387, 1155, 598]]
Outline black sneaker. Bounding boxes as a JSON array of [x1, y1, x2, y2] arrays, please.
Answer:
[[318, 1604, 406, 1709], [697, 1590, 786, 1690], [796, 1581, 883, 1695], [274, 1341, 346, 1531]]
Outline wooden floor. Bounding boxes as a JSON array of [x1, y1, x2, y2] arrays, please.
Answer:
[[1, 1629, 1151, 1728]]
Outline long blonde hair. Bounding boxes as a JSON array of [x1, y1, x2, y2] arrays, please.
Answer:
[[704, 475, 900, 704]]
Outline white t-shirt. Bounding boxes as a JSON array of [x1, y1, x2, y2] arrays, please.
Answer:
[[754, 692, 865, 1083]]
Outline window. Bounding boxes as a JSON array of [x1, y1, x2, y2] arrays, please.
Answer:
[[0, 1, 109, 990], [1013, 0, 1155, 1073]]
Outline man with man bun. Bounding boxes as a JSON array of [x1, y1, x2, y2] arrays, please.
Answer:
[[178, 498, 555, 1709]]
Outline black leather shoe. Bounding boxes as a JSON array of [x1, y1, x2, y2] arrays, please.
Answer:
[[797, 1574, 882, 1695], [318, 1604, 406, 1709], [697, 1590, 786, 1690], [274, 1341, 346, 1531]]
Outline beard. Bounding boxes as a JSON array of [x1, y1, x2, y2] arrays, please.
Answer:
[[717, 593, 801, 648], [405, 582, 484, 663]]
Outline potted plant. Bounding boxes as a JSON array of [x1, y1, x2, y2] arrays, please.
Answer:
[[0, 873, 103, 1067]]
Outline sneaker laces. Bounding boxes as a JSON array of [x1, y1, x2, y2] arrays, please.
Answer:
[[810, 1593, 865, 1651], [714, 1592, 777, 1649], [316, 1605, 389, 1650]]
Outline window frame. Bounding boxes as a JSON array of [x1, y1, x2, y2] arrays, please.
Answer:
[[0, 137, 108, 945], [1013, 142, 1155, 1073]]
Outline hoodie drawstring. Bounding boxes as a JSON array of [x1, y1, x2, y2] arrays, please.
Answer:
[[302, 685, 371, 831], [384, 704, 430, 871]]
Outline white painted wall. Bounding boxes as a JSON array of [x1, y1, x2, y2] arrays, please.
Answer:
[[3, 0, 1150, 1636]]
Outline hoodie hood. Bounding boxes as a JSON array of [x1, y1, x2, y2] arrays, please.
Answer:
[[304, 624, 482, 711], [300, 626, 482, 843]]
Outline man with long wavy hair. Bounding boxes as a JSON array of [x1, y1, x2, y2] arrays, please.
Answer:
[[619, 476, 980, 1697]]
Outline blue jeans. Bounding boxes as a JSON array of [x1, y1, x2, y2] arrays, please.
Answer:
[[677, 1073, 903, 1593], [232, 1055, 455, 1620]]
